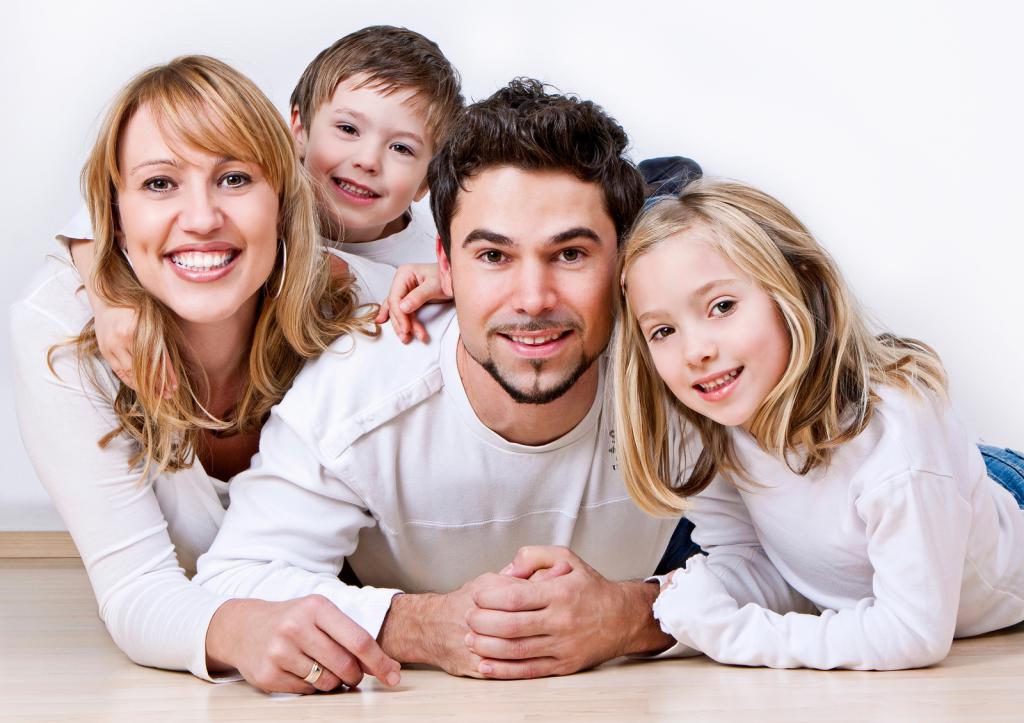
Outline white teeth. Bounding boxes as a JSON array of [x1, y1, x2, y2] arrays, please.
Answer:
[[170, 250, 235, 271], [697, 369, 740, 392], [510, 332, 564, 345], [336, 179, 376, 198]]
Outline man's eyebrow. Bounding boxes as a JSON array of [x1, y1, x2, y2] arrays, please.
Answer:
[[462, 229, 513, 248], [548, 227, 602, 246]]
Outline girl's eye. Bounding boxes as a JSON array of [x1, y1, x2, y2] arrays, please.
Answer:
[[560, 248, 583, 263], [390, 143, 414, 156], [143, 177, 175, 193], [337, 123, 357, 135], [649, 326, 675, 342], [711, 299, 736, 316], [220, 172, 251, 189]]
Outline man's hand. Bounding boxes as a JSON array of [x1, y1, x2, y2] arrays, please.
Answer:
[[376, 572, 525, 677], [465, 546, 673, 679], [205, 596, 401, 694]]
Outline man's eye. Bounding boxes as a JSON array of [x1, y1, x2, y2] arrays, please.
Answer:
[[482, 250, 505, 264], [650, 326, 674, 342], [143, 177, 174, 192], [220, 172, 251, 188], [711, 300, 736, 316], [560, 248, 582, 262]]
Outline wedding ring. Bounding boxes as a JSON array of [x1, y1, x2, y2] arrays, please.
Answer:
[[303, 660, 324, 685]]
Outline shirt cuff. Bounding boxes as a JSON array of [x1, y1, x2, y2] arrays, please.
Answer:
[[191, 595, 244, 683]]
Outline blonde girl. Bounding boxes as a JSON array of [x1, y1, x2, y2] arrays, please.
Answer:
[[12, 56, 400, 693], [614, 178, 1024, 670]]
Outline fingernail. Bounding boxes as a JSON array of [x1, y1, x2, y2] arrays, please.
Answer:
[[500, 564, 514, 575], [386, 671, 401, 687], [479, 663, 492, 675], [400, 302, 410, 312]]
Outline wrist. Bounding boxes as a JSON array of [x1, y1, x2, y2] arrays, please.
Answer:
[[204, 598, 248, 673], [616, 581, 674, 657], [377, 592, 441, 665]]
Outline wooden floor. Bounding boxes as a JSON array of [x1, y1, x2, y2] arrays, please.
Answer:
[[3, 558, 1023, 722]]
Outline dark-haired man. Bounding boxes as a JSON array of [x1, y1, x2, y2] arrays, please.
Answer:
[[196, 80, 793, 684]]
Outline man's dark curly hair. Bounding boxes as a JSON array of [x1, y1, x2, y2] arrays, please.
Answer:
[[429, 78, 645, 258]]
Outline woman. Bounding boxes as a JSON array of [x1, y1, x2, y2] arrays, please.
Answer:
[[11, 56, 400, 693]]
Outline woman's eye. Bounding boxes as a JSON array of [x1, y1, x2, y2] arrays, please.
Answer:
[[650, 326, 675, 342], [711, 300, 736, 316], [220, 172, 251, 189], [560, 248, 582, 263], [390, 143, 414, 156], [143, 177, 174, 193]]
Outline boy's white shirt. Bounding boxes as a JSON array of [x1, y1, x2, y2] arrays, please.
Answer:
[[11, 242, 393, 681], [653, 385, 1024, 669]]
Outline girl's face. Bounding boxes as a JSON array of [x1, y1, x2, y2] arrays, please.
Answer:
[[625, 226, 791, 430], [116, 105, 279, 328]]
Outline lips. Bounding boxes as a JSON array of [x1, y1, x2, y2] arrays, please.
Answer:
[[332, 177, 380, 203], [163, 244, 241, 282], [693, 366, 743, 401], [498, 328, 574, 358]]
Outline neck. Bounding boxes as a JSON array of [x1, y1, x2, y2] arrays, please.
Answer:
[[456, 339, 600, 446], [176, 294, 259, 414]]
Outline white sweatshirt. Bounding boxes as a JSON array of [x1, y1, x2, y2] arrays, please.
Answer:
[[653, 385, 1024, 670], [10, 250, 394, 679]]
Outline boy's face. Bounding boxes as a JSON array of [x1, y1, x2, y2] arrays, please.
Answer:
[[292, 73, 432, 243]]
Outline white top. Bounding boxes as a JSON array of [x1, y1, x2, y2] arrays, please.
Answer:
[[193, 308, 682, 639], [59, 198, 438, 268], [653, 385, 1024, 670], [9, 249, 394, 680]]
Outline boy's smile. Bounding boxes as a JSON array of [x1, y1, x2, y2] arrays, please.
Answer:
[[293, 73, 432, 243]]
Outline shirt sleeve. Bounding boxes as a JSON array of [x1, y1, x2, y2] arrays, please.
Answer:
[[10, 281, 235, 682], [653, 471, 970, 669], [193, 405, 402, 639], [55, 204, 93, 249]]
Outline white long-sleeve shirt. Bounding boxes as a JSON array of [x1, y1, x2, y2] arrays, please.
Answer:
[[10, 250, 394, 679], [653, 385, 1024, 670], [193, 309, 686, 637]]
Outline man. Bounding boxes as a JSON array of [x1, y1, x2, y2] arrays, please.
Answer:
[[196, 79, 790, 688]]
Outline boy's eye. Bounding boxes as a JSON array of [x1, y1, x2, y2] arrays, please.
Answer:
[[649, 326, 675, 342], [710, 299, 736, 316], [337, 123, 357, 135], [143, 177, 175, 193], [390, 143, 414, 156], [219, 172, 251, 189], [559, 248, 583, 263]]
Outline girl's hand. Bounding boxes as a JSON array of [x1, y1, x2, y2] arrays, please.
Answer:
[[206, 596, 402, 694], [375, 263, 450, 344], [660, 569, 678, 592], [93, 302, 177, 397]]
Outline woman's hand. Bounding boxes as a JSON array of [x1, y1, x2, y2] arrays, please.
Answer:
[[205, 596, 402, 694], [375, 263, 451, 344]]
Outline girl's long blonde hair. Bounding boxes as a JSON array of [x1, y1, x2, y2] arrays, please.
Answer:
[[51, 55, 377, 479], [613, 179, 947, 516]]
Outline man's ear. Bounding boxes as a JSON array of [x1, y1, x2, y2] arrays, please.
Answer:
[[289, 106, 307, 160], [436, 235, 454, 298]]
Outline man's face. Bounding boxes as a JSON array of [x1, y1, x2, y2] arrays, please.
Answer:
[[440, 166, 618, 404]]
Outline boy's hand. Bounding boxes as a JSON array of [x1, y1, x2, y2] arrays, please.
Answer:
[[93, 303, 178, 397], [375, 263, 450, 344]]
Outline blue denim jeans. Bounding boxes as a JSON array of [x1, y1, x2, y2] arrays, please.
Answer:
[[654, 444, 1024, 575]]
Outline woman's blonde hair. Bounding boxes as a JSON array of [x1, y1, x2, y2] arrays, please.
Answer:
[[52, 55, 377, 479], [613, 179, 947, 516]]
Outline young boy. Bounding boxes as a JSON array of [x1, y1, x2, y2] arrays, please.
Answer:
[[60, 26, 463, 384]]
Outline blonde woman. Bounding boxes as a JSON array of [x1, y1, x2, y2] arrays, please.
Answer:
[[11, 56, 401, 693], [613, 178, 1024, 670]]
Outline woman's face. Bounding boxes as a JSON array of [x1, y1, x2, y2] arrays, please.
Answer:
[[116, 105, 279, 327]]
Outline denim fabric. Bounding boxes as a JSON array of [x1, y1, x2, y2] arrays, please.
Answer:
[[980, 445, 1024, 508]]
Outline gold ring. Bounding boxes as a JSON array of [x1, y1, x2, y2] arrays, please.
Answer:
[[303, 660, 324, 685]]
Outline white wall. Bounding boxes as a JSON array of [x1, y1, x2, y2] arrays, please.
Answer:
[[2, 0, 1021, 529]]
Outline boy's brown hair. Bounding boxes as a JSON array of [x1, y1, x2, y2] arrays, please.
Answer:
[[290, 25, 463, 147]]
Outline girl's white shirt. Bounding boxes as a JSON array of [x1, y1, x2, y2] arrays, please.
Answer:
[[654, 384, 1024, 669], [10, 247, 393, 681]]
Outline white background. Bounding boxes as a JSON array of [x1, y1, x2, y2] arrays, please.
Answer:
[[2, 0, 1021, 529]]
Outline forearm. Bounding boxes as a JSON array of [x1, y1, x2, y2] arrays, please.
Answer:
[[615, 580, 675, 657], [376, 592, 445, 665]]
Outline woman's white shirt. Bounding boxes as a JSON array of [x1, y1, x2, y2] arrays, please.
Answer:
[[653, 385, 1024, 670], [10, 250, 392, 680]]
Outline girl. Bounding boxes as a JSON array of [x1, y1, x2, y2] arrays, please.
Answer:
[[11, 56, 400, 692], [613, 178, 1024, 670]]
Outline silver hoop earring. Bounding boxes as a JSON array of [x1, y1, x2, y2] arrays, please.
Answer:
[[120, 246, 137, 274], [269, 239, 287, 299]]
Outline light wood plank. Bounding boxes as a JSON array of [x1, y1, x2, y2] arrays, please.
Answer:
[[3, 557, 1024, 721], [0, 531, 78, 558]]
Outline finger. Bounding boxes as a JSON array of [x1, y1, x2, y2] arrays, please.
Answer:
[[477, 656, 562, 680], [280, 653, 341, 694], [465, 632, 552, 661], [375, 300, 391, 324], [397, 282, 437, 315], [315, 608, 401, 687], [298, 626, 363, 689], [390, 310, 411, 344], [466, 608, 548, 638], [411, 317, 430, 344], [502, 546, 575, 579], [528, 560, 573, 582], [473, 578, 553, 612]]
